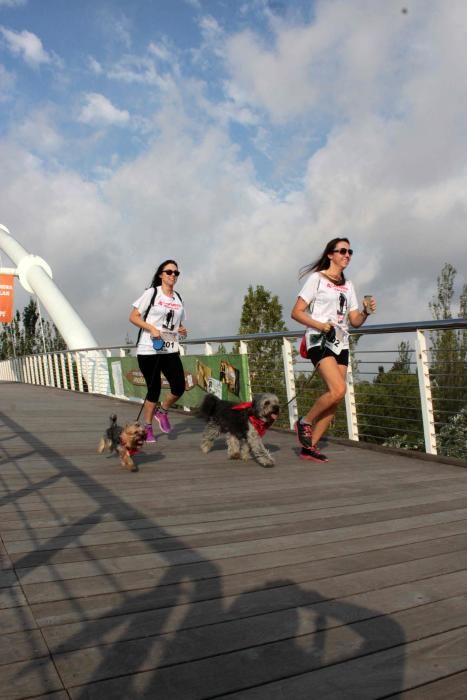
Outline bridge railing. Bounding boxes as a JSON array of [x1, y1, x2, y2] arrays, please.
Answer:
[[0, 319, 465, 460]]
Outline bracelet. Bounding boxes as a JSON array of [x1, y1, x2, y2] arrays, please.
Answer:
[[362, 308, 370, 317]]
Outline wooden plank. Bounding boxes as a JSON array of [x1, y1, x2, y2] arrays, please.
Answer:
[[3, 489, 466, 545], [7, 498, 467, 565], [30, 546, 467, 632], [41, 561, 467, 654], [14, 516, 467, 586], [20, 527, 467, 612], [65, 625, 467, 700], [0, 658, 64, 700], [385, 670, 467, 699], [0, 629, 48, 666]]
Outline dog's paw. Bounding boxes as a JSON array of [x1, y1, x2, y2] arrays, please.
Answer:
[[97, 438, 106, 454], [229, 452, 241, 460], [257, 454, 275, 468], [200, 442, 212, 454]]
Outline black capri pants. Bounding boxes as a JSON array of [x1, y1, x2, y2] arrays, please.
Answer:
[[137, 353, 186, 403]]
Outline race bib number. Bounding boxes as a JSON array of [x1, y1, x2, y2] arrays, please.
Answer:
[[156, 331, 179, 354], [325, 325, 345, 355]]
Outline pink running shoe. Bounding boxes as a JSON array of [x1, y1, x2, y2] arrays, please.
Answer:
[[154, 408, 172, 434], [144, 424, 157, 443]]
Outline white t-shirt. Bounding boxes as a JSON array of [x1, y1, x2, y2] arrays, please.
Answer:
[[298, 272, 358, 350], [133, 287, 186, 355]]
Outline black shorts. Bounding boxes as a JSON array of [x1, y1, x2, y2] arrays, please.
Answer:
[[137, 353, 185, 403], [308, 347, 349, 368]]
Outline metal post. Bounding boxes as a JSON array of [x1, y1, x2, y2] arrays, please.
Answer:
[[53, 354, 61, 388], [415, 329, 437, 454], [345, 359, 359, 441], [75, 352, 84, 392], [239, 340, 252, 401], [282, 337, 298, 429], [67, 353, 75, 391], [60, 354, 67, 389]]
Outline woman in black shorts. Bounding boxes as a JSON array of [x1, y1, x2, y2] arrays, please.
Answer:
[[130, 260, 187, 443], [291, 238, 376, 462]]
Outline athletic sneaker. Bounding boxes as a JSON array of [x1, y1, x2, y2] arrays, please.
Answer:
[[300, 446, 329, 463], [295, 418, 313, 449], [144, 424, 157, 443], [154, 408, 172, 434]]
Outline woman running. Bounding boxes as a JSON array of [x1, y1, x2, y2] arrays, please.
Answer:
[[291, 238, 376, 462], [130, 260, 187, 443]]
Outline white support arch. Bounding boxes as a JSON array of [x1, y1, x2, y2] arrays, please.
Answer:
[[0, 224, 110, 394], [0, 224, 97, 350]]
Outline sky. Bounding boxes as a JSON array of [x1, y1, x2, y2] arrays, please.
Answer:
[[0, 0, 466, 346]]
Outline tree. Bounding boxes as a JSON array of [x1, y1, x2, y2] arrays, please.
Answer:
[[235, 285, 287, 397], [429, 263, 466, 432], [0, 298, 66, 359], [355, 360, 422, 445]]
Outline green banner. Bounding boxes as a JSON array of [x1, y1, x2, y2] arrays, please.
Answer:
[[107, 353, 251, 408]]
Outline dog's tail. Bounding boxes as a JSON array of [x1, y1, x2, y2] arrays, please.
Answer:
[[199, 393, 220, 421]]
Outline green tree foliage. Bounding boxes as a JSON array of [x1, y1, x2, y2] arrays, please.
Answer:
[[354, 263, 466, 456], [438, 407, 467, 459], [355, 340, 423, 444], [429, 263, 466, 431], [235, 285, 287, 398], [0, 298, 66, 360]]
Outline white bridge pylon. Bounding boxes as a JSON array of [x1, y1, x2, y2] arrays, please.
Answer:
[[0, 223, 98, 350]]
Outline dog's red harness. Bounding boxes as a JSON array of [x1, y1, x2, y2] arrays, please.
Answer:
[[232, 402, 273, 437]]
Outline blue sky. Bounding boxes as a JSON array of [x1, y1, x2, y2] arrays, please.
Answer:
[[0, 0, 466, 344]]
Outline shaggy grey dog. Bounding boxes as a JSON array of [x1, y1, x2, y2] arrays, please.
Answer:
[[199, 393, 280, 467]]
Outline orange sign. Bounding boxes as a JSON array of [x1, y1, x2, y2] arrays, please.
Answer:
[[0, 274, 14, 323]]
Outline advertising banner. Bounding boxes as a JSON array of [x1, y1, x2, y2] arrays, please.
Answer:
[[0, 274, 14, 323], [107, 353, 250, 408]]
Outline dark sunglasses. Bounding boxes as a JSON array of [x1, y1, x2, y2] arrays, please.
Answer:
[[333, 248, 353, 256], [162, 269, 180, 277]]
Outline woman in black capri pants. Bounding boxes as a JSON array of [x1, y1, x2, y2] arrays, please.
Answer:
[[130, 260, 187, 443]]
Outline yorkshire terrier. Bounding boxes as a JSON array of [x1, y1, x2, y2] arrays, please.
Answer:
[[97, 414, 147, 472]]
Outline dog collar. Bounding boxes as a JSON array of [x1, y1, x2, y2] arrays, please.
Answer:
[[249, 415, 271, 437], [232, 402, 271, 437]]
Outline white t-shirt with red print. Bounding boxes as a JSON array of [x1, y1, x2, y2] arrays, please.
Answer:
[[298, 272, 358, 351], [133, 287, 186, 355]]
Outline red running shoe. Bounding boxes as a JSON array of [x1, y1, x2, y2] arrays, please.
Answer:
[[300, 446, 328, 463], [295, 418, 313, 449]]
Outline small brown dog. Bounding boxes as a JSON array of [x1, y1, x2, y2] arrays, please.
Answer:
[[97, 414, 147, 472]]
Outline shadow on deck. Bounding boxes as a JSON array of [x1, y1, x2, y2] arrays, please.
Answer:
[[1, 383, 467, 699]]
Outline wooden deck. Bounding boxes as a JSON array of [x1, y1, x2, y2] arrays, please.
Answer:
[[1, 383, 467, 700]]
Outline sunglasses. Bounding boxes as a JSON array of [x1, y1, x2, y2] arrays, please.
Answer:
[[162, 269, 180, 277], [333, 248, 353, 256]]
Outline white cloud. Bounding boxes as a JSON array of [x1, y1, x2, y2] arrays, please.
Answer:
[[148, 41, 171, 63], [107, 53, 175, 91], [78, 93, 130, 127], [87, 56, 103, 75], [11, 106, 63, 152], [0, 26, 58, 68], [0, 0, 27, 6]]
